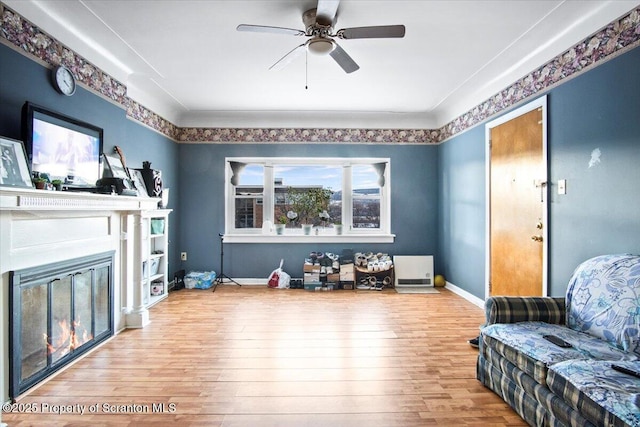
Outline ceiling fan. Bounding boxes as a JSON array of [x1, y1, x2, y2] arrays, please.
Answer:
[[237, 0, 405, 73]]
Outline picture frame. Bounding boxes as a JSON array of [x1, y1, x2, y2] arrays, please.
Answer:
[[0, 136, 33, 188], [102, 153, 128, 179], [129, 168, 149, 197]]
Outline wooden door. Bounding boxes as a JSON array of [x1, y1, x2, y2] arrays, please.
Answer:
[[488, 101, 546, 296]]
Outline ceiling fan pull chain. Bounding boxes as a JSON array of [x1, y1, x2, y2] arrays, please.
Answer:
[[305, 49, 309, 90]]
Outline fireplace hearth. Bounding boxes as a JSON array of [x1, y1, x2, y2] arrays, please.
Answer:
[[9, 252, 114, 398]]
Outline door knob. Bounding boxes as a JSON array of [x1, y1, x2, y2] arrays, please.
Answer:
[[531, 235, 543, 242]]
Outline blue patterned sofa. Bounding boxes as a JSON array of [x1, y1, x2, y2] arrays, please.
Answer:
[[477, 254, 640, 427]]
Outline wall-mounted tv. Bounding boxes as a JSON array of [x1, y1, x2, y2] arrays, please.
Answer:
[[23, 102, 103, 188]]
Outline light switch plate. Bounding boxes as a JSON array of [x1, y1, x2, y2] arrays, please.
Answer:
[[558, 179, 566, 195]]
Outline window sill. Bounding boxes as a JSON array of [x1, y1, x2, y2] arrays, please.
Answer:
[[224, 233, 396, 244]]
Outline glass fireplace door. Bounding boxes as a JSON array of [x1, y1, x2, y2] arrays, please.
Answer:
[[10, 252, 114, 398]]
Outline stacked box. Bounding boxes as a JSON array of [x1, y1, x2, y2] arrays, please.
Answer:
[[303, 258, 348, 290], [304, 274, 320, 283], [340, 263, 355, 289], [340, 263, 355, 281], [303, 264, 321, 274], [304, 281, 323, 291], [304, 283, 335, 291], [303, 263, 321, 287]]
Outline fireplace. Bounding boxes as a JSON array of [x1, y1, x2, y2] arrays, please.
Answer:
[[9, 251, 114, 398]]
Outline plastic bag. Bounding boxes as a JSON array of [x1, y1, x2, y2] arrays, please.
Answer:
[[268, 259, 290, 289], [184, 271, 216, 289]]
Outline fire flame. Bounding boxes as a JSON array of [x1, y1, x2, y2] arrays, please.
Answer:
[[44, 318, 93, 359]]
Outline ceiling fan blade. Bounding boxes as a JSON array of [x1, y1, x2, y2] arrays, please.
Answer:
[[329, 42, 359, 73], [339, 25, 405, 39], [316, 0, 340, 26], [237, 24, 305, 37], [269, 43, 307, 71]]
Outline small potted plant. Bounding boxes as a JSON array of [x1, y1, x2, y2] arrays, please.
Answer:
[[334, 222, 343, 235], [51, 179, 63, 191], [33, 177, 48, 190], [275, 215, 287, 235]]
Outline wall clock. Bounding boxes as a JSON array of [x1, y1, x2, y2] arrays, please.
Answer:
[[51, 65, 76, 96]]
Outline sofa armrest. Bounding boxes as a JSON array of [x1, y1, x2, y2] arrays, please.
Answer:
[[484, 296, 566, 326]]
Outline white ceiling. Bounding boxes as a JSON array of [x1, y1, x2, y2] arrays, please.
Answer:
[[5, 0, 639, 129]]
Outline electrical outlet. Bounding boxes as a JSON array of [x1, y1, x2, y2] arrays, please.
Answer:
[[181, 252, 187, 261]]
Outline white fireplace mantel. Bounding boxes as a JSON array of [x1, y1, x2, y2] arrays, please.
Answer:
[[0, 186, 160, 212], [0, 187, 162, 405]]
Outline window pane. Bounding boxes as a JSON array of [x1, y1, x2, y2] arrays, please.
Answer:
[[234, 164, 263, 229], [352, 165, 381, 229], [274, 165, 340, 227], [329, 190, 342, 226]]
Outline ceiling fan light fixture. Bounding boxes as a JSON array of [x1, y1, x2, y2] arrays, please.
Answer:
[[307, 38, 335, 55]]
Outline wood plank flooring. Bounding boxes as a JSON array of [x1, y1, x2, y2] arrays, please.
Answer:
[[3, 286, 525, 426]]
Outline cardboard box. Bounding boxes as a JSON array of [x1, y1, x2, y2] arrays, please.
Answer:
[[303, 264, 321, 273], [324, 282, 337, 290], [327, 273, 340, 283], [340, 263, 355, 281], [304, 272, 320, 283], [304, 281, 322, 291], [341, 281, 355, 290]]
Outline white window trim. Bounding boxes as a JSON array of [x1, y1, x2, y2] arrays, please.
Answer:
[[224, 157, 394, 243]]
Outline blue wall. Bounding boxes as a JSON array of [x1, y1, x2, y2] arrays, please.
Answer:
[[178, 143, 439, 278], [437, 126, 486, 298], [438, 46, 640, 298], [3, 38, 638, 299], [0, 44, 181, 276]]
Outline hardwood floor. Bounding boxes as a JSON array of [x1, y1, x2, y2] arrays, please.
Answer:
[[4, 286, 525, 426]]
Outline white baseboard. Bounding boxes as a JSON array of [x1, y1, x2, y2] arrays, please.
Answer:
[[216, 278, 268, 286], [444, 281, 485, 309]]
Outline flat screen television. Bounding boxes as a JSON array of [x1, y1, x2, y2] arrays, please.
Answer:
[[23, 102, 103, 188]]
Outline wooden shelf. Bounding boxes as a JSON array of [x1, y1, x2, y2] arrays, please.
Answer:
[[141, 209, 171, 309]]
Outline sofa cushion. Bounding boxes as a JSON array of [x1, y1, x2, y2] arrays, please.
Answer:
[[482, 321, 637, 385], [485, 296, 566, 325], [547, 360, 640, 427], [566, 254, 640, 355]]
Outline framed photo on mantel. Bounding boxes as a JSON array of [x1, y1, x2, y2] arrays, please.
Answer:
[[0, 136, 33, 188], [102, 153, 128, 179], [129, 168, 149, 197]]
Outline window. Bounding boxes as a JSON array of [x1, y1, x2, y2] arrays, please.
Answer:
[[225, 157, 392, 243], [232, 163, 263, 229], [352, 164, 381, 229]]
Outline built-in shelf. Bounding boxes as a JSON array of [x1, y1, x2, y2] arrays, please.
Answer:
[[141, 209, 171, 308]]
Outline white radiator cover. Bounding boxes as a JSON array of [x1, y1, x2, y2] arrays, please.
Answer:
[[393, 255, 434, 288]]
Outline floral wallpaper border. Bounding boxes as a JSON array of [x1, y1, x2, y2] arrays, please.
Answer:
[[1, 4, 639, 144]]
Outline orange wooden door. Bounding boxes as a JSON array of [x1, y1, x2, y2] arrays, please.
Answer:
[[489, 106, 546, 296]]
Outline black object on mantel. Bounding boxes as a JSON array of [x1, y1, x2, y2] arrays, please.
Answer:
[[137, 161, 163, 198], [95, 177, 137, 196]]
